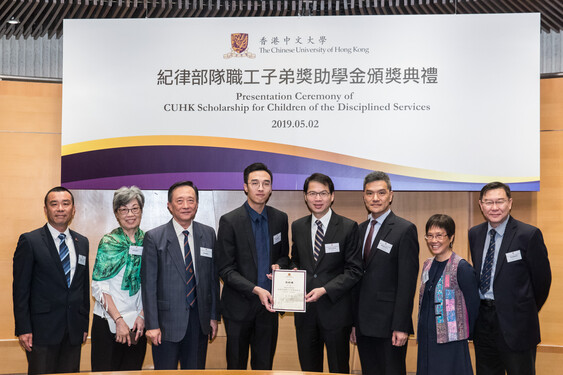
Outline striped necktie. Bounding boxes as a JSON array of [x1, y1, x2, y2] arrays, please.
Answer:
[[313, 220, 324, 262], [183, 230, 197, 308], [58, 233, 71, 287], [480, 229, 497, 295]]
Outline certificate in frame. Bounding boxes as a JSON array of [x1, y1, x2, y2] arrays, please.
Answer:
[[272, 269, 306, 313]]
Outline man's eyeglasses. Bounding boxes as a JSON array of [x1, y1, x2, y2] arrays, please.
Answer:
[[306, 191, 331, 198]]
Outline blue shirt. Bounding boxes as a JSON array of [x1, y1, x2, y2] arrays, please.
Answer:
[[245, 202, 271, 291], [479, 215, 510, 300]]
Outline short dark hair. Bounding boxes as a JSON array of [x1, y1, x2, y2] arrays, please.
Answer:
[[243, 162, 273, 184], [363, 171, 392, 191], [425, 214, 456, 238], [303, 173, 334, 194], [479, 181, 511, 200], [168, 181, 199, 203], [44, 186, 74, 206]]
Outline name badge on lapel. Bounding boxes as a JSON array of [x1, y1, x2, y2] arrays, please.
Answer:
[[377, 240, 393, 254], [129, 245, 143, 256], [78, 254, 86, 266], [506, 250, 522, 262], [201, 247, 213, 258], [325, 243, 340, 253], [273, 232, 281, 245]]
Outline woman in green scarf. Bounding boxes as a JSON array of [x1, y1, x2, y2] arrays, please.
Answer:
[[91, 186, 147, 371]]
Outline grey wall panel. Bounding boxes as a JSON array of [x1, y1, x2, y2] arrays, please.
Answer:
[[1, 31, 562, 80], [0, 35, 63, 79], [541, 31, 562, 74], [71, 189, 219, 258]]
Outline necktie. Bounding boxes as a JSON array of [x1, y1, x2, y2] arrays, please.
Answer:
[[363, 220, 376, 263], [313, 220, 324, 262], [480, 229, 497, 295], [183, 230, 197, 308], [58, 233, 71, 287]]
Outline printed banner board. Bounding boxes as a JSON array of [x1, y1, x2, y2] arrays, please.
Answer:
[[62, 14, 540, 190]]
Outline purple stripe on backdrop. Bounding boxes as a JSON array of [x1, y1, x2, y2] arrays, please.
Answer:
[[61, 145, 539, 191], [61, 172, 540, 192]]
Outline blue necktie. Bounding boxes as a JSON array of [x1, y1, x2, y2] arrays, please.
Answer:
[[480, 229, 497, 295], [183, 230, 197, 308], [58, 233, 71, 287], [314, 220, 324, 262]]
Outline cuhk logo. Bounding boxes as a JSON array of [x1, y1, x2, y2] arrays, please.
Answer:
[[224, 33, 256, 59]]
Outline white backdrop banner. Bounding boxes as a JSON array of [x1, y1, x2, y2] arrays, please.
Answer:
[[62, 14, 540, 191]]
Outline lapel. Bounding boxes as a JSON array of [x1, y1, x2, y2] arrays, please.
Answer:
[[69, 229, 85, 288], [472, 223, 488, 275], [266, 206, 274, 261], [240, 205, 258, 267], [358, 220, 369, 267], [315, 212, 340, 268], [301, 215, 315, 268], [494, 217, 517, 282], [366, 211, 395, 266], [192, 221, 202, 284], [42, 225, 68, 287], [165, 220, 187, 283]]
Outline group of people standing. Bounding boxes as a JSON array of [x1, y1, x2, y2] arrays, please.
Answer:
[[13, 163, 551, 375]]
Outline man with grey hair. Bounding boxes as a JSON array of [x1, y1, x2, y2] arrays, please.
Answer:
[[141, 181, 219, 370], [351, 171, 419, 375]]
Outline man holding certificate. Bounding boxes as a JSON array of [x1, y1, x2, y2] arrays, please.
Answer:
[[290, 173, 363, 374], [216, 162, 290, 370]]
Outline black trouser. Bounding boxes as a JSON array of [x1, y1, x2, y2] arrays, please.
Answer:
[[474, 301, 536, 375], [295, 302, 351, 374], [224, 308, 278, 370], [357, 332, 408, 375], [26, 330, 82, 375], [90, 314, 147, 371]]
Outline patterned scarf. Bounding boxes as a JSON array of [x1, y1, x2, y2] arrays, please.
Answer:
[[92, 227, 144, 296]]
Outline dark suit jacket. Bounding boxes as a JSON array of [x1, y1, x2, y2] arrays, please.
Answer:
[[469, 216, 551, 351], [141, 220, 219, 342], [13, 224, 90, 346], [354, 211, 419, 338], [216, 204, 290, 322], [290, 212, 363, 330]]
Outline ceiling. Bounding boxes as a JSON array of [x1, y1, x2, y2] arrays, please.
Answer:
[[0, 0, 561, 39]]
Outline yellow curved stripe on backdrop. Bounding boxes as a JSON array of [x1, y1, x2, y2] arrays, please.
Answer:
[[61, 135, 537, 184]]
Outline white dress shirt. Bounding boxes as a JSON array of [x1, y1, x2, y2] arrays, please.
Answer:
[[47, 223, 77, 282], [310, 208, 333, 252], [172, 219, 197, 275]]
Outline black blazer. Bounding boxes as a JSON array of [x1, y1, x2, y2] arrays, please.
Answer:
[[13, 224, 90, 346], [216, 204, 290, 321], [469, 216, 551, 351], [354, 211, 419, 338], [290, 212, 363, 330], [141, 220, 219, 342]]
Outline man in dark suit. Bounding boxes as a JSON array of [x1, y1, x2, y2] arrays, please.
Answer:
[[351, 171, 419, 375], [216, 162, 290, 370], [290, 173, 363, 373], [13, 186, 90, 375], [469, 181, 551, 375], [141, 181, 219, 369]]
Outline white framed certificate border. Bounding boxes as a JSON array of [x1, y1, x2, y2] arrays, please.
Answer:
[[272, 269, 307, 313]]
